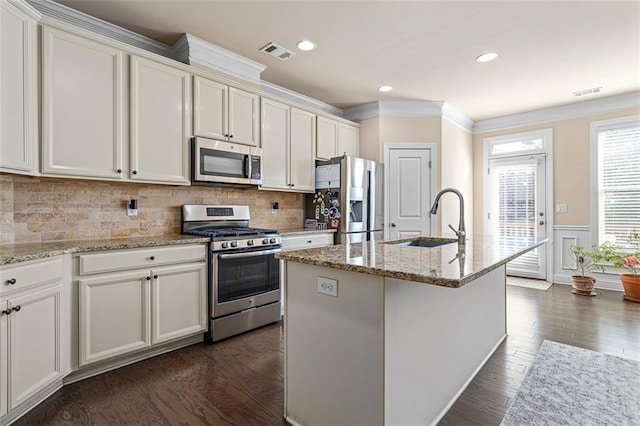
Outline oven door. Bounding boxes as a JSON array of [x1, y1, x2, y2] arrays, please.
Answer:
[[212, 247, 280, 318]]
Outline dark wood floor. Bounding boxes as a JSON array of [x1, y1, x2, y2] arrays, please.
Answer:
[[16, 284, 640, 426]]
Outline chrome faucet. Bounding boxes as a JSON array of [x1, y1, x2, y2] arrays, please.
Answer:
[[430, 188, 466, 245]]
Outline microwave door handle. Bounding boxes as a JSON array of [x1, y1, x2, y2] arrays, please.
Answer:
[[245, 156, 251, 179], [218, 248, 281, 259]]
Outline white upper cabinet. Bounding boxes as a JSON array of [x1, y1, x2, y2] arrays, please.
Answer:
[[42, 27, 126, 180], [42, 29, 190, 185], [130, 56, 191, 184], [316, 116, 338, 160], [193, 76, 259, 146], [316, 116, 359, 159], [289, 108, 316, 192], [0, 1, 38, 175], [261, 98, 315, 193]]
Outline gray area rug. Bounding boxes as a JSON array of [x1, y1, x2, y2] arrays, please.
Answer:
[[501, 340, 640, 425]]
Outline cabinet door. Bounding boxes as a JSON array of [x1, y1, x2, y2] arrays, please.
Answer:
[[290, 108, 316, 192], [78, 271, 151, 366], [228, 87, 259, 146], [42, 28, 125, 179], [130, 56, 191, 185], [0, 301, 7, 418], [0, 2, 37, 175], [260, 98, 290, 190], [316, 116, 338, 160], [8, 285, 63, 410], [193, 76, 227, 140], [150, 262, 207, 345], [338, 124, 358, 157]]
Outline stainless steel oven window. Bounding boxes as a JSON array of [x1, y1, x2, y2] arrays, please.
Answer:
[[215, 249, 280, 303]]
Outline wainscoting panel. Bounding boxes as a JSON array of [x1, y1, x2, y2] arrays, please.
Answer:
[[552, 225, 623, 291]]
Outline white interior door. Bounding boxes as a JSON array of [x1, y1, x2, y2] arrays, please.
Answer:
[[487, 154, 547, 279], [387, 147, 432, 239]]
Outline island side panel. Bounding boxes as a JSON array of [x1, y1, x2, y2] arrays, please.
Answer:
[[284, 261, 384, 425], [384, 265, 507, 425]]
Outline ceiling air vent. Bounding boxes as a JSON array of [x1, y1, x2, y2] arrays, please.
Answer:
[[259, 42, 296, 61], [572, 86, 603, 97]]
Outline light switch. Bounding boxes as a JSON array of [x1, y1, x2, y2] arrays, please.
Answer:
[[555, 204, 568, 213]]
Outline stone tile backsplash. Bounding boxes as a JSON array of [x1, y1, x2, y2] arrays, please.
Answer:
[[0, 174, 304, 245]]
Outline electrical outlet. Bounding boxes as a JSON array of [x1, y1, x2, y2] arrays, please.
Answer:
[[317, 277, 338, 297], [555, 204, 568, 213]]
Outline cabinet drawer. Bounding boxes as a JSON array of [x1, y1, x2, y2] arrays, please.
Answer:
[[0, 257, 63, 296], [78, 244, 207, 275], [282, 233, 334, 251]]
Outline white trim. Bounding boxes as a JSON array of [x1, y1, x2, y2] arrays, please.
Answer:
[[261, 81, 343, 117], [483, 128, 554, 282], [560, 236, 578, 270], [553, 225, 591, 231], [383, 143, 437, 239], [173, 33, 266, 86], [27, 0, 174, 58], [474, 92, 640, 134], [7, 0, 41, 19], [589, 114, 640, 246], [344, 101, 474, 132]]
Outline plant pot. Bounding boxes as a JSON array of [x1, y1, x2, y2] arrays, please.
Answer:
[[571, 275, 596, 296], [620, 274, 640, 303]]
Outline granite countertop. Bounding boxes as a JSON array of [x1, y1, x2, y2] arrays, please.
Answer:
[[279, 228, 337, 236], [0, 235, 211, 266], [277, 234, 548, 288]]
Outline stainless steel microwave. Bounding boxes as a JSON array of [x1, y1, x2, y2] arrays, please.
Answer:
[[192, 137, 262, 186]]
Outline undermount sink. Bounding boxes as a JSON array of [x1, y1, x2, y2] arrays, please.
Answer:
[[391, 239, 456, 248]]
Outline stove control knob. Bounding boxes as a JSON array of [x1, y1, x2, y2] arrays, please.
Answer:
[[221, 242, 229, 249], [247, 240, 254, 246], [269, 238, 277, 244], [262, 238, 269, 244], [230, 241, 238, 248]]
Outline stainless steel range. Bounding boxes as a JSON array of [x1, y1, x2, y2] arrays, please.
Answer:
[[182, 205, 281, 342]]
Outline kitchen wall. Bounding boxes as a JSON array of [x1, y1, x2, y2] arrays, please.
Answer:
[[472, 107, 640, 234], [0, 174, 303, 245], [359, 114, 474, 235]]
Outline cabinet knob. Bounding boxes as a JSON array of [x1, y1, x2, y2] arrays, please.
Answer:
[[307, 240, 312, 244], [391, 223, 397, 227], [116, 169, 122, 173], [150, 256, 155, 260], [6, 278, 16, 285], [224, 133, 229, 137], [146, 276, 151, 281], [153, 275, 158, 279], [1, 309, 11, 316], [11, 305, 21, 312], [229, 134, 233, 138]]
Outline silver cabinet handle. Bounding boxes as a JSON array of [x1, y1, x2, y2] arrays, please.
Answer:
[[218, 248, 281, 260]]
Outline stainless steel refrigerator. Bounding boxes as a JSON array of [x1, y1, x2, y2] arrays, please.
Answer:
[[305, 156, 383, 244]]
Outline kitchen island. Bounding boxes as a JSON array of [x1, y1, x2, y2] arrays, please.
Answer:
[[278, 235, 547, 426]]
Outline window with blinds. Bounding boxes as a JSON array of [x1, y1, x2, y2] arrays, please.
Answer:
[[596, 119, 640, 249]]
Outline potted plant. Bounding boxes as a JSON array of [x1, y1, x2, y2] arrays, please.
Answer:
[[569, 244, 604, 296], [613, 230, 640, 303]]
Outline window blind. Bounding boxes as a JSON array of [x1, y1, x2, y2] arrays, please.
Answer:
[[598, 124, 640, 249]]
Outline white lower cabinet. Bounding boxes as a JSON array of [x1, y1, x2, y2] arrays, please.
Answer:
[[76, 244, 207, 367], [0, 257, 66, 421]]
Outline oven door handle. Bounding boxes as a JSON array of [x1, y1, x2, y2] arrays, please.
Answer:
[[217, 248, 281, 259]]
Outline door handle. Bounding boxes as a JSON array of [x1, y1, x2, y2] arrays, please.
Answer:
[[391, 223, 397, 227]]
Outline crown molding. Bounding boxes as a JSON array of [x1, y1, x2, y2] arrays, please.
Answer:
[[473, 92, 640, 134], [27, 0, 174, 58], [344, 100, 473, 133], [6, 0, 41, 20], [261, 81, 343, 117], [173, 33, 266, 86]]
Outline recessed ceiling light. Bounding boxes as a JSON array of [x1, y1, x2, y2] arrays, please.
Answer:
[[378, 85, 393, 92], [296, 40, 316, 51], [476, 52, 498, 63]]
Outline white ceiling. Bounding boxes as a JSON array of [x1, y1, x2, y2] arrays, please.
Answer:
[[54, 0, 640, 121]]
